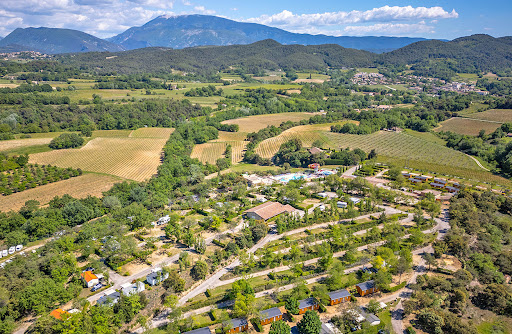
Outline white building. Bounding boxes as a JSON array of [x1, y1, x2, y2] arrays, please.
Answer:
[[147, 267, 169, 286], [121, 281, 145, 296]]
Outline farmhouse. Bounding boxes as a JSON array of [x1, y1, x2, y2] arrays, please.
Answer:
[[328, 289, 351, 305], [309, 147, 324, 155], [244, 201, 297, 221], [183, 327, 212, 334], [147, 267, 169, 286], [260, 307, 283, 325], [298, 297, 319, 314], [80, 271, 99, 288], [224, 318, 249, 334], [121, 281, 145, 296], [356, 281, 379, 297]]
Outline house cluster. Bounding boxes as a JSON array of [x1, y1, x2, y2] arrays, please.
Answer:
[[351, 72, 388, 85], [402, 172, 461, 194], [434, 81, 489, 95], [184, 281, 380, 334]]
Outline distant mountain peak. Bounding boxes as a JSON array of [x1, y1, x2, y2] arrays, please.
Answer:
[[108, 14, 428, 53], [0, 27, 124, 54]]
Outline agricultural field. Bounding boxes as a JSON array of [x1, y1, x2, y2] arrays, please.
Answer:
[[434, 117, 501, 136], [29, 128, 173, 181], [191, 142, 228, 164], [0, 173, 120, 211], [192, 131, 247, 164], [221, 112, 318, 133], [44, 80, 304, 107], [464, 109, 512, 123], [456, 102, 489, 116], [295, 72, 330, 83], [256, 123, 480, 171], [0, 138, 54, 152], [255, 123, 332, 158]]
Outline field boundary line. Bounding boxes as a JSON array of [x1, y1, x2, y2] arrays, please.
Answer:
[[458, 116, 503, 124], [465, 154, 490, 171]]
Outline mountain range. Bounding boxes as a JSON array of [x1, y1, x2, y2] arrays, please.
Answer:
[[0, 27, 123, 54], [108, 14, 427, 53], [0, 14, 427, 54], [58, 34, 512, 75]]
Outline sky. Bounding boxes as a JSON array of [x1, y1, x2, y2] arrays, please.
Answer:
[[0, 0, 510, 39]]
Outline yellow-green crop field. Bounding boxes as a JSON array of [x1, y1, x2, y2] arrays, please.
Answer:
[[29, 128, 173, 181], [0, 173, 120, 212], [435, 118, 501, 136], [221, 112, 319, 133], [465, 109, 512, 123]]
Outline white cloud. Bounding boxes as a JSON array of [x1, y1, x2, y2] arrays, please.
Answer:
[[193, 5, 216, 15], [343, 22, 435, 36], [0, 0, 172, 38], [245, 6, 458, 28]]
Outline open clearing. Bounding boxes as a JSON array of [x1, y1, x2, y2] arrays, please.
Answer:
[[434, 118, 501, 136], [29, 128, 173, 181], [464, 109, 512, 123], [0, 174, 120, 212], [0, 138, 54, 152], [221, 112, 318, 133]]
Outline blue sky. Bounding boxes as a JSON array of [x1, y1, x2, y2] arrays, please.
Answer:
[[0, 0, 510, 39]]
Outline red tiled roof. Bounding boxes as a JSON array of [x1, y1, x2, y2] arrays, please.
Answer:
[[50, 308, 68, 320], [245, 201, 296, 221], [80, 271, 98, 282]]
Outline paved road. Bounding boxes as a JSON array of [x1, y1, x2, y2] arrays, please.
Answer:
[[390, 208, 450, 334]]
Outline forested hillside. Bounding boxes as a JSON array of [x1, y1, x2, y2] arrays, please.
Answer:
[[0, 27, 124, 54], [57, 34, 512, 76], [379, 34, 512, 76], [58, 40, 376, 74]]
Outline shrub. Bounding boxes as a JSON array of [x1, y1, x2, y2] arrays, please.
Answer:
[[49, 133, 84, 149]]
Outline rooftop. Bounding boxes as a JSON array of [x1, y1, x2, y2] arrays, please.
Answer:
[[299, 297, 318, 309], [80, 271, 98, 282], [50, 308, 68, 320], [244, 201, 296, 221], [356, 280, 375, 291], [183, 327, 212, 334], [260, 307, 283, 320], [328, 289, 351, 300], [228, 318, 248, 328]]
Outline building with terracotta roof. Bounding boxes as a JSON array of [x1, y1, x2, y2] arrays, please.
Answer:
[[80, 271, 99, 288], [50, 308, 69, 320], [244, 201, 297, 221]]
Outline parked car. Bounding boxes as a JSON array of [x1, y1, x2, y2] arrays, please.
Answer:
[[8, 247, 15, 254], [2, 250, 7, 257], [91, 283, 103, 292], [15, 245, 23, 251]]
